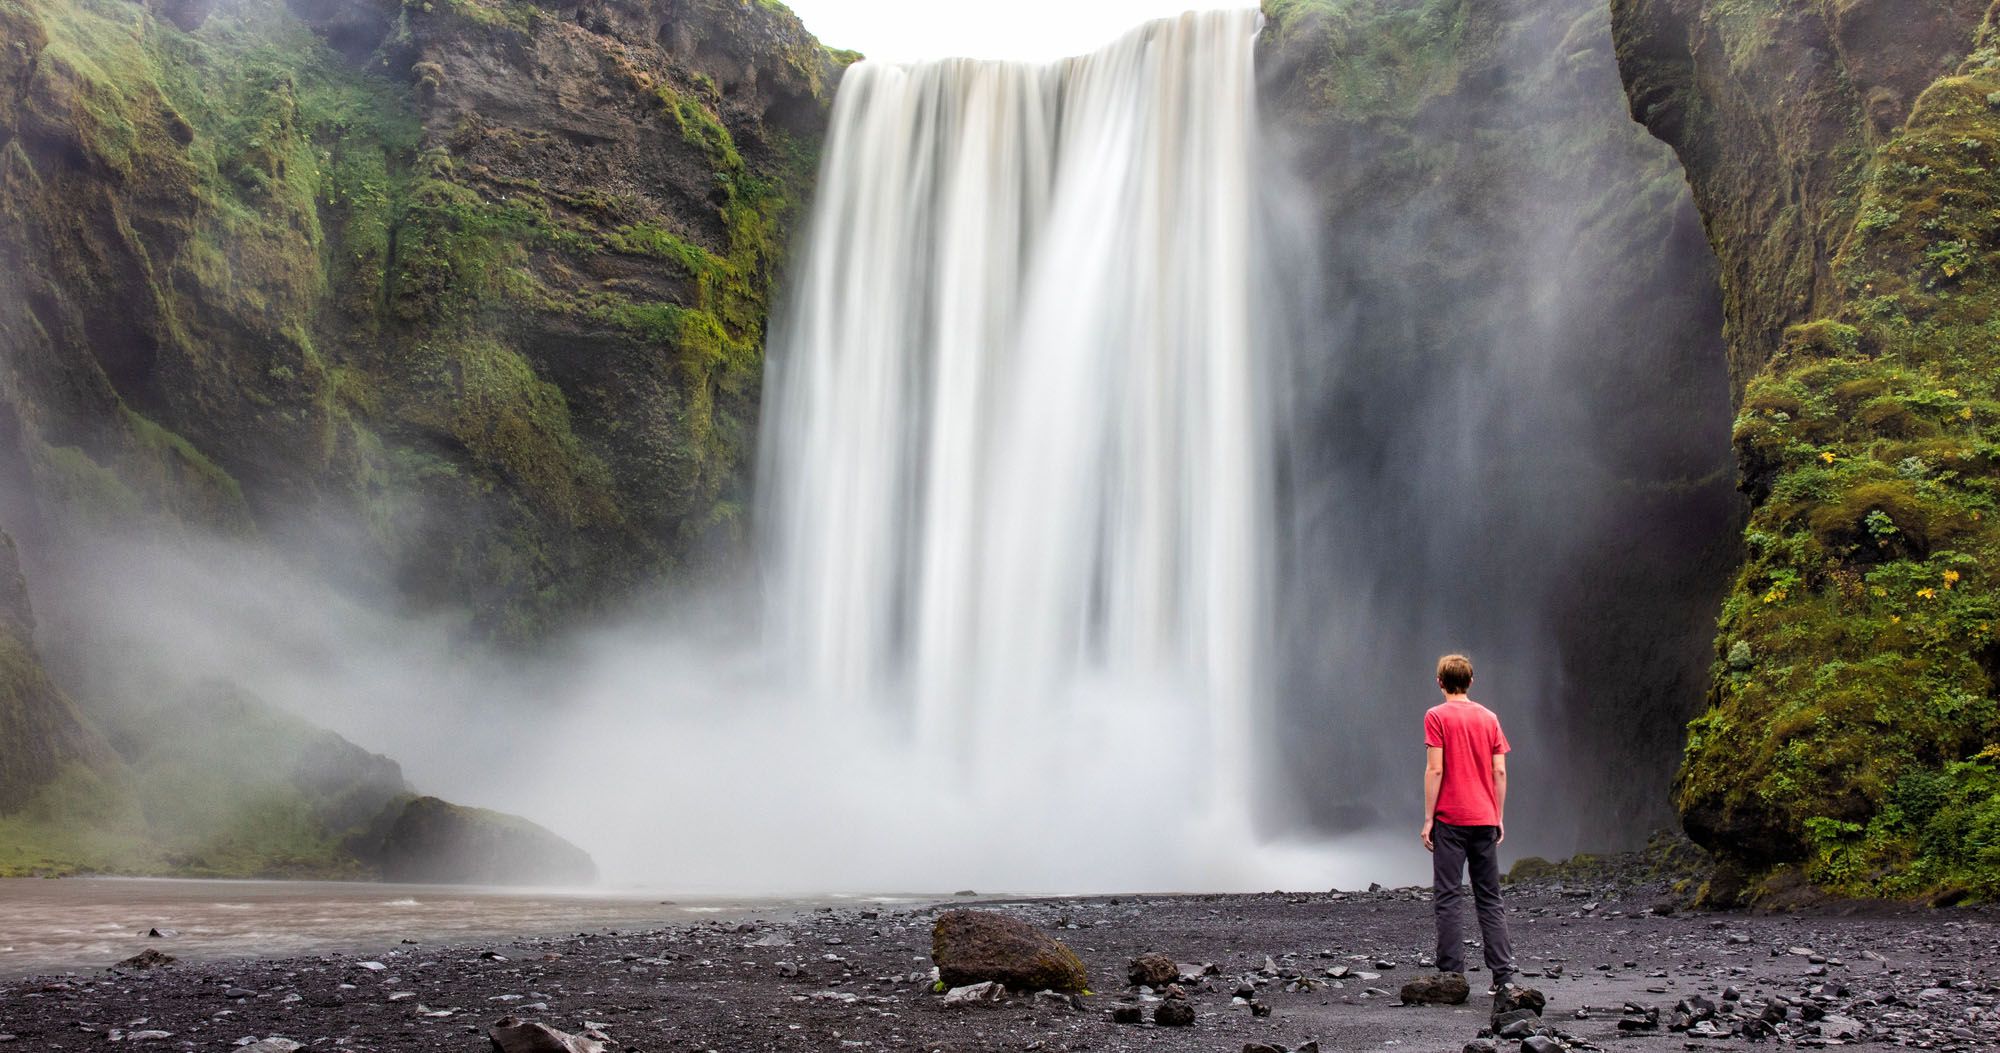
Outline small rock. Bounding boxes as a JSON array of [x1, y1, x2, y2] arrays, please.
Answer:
[[1033, 989, 1083, 1011], [239, 1041, 302, 1053], [1129, 953, 1178, 988], [1177, 961, 1219, 982], [941, 981, 1007, 1007], [1492, 984, 1546, 1022], [1243, 1044, 1285, 1053], [1462, 1042, 1498, 1053], [488, 1016, 604, 1053], [1154, 998, 1195, 1026], [1109, 1003, 1142, 1024], [1521, 1037, 1563, 1053], [145, 928, 177, 939], [356, 961, 387, 972], [117, 950, 176, 970], [1400, 972, 1470, 1006]]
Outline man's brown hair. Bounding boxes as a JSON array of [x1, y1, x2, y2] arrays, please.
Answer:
[[1436, 654, 1473, 693]]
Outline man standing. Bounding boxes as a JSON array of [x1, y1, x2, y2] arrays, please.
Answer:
[[1420, 653, 1516, 991]]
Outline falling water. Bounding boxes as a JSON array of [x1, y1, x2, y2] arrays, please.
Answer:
[[759, 8, 1292, 863]]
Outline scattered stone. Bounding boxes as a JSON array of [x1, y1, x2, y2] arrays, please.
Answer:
[[1128, 952, 1178, 988], [239, 1041, 302, 1053], [1492, 984, 1546, 1023], [488, 1016, 605, 1053], [1520, 1037, 1563, 1053], [1399, 972, 1470, 1005], [940, 981, 1007, 1007], [1462, 1042, 1498, 1053], [1250, 1001, 1272, 1017], [931, 910, 1088, 994], [1109, 1003, 1142, 1024], [117, 949, 177, 970], [1243, 1044, 1285, 1053], [1033, 989, 1083, 1011], [1177, 961, 1219, 982], [145, 927, 178, 938], [1153, 998, 1195, 1027]]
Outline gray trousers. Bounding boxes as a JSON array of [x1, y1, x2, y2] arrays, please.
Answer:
[[1432, 822, 1514, 978]]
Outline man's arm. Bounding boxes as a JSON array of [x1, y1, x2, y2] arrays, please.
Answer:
[[1492, 753, 1508, 844], [1421, 746, 1444, 851]]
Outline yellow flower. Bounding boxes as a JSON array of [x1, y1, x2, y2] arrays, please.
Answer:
[[1892, 615, 1902, 624], [1873, 586, 1889, 597], [1962, 407, 1975, 420], [1941, 388, 1963, 398], [1945, 569, 1962, 587], [1820, 450, 1837, 464], [1918, 587, 1938, 600]]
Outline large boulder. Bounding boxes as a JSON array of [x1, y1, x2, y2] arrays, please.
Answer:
[[931, 910, 1089, 994], [370, 797, 596, 885]]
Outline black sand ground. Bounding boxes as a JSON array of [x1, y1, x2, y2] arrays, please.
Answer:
[[2, 883, 1995, 1052]]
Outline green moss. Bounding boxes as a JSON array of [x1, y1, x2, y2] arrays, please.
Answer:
[[1677, 50, 2000, 900], [1264, 0, 1479, 119]]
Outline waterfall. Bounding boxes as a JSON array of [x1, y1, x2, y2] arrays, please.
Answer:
[[758, 8, 1288, 861]]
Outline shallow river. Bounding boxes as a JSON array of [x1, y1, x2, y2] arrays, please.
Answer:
[[0, 878, 895, 977]]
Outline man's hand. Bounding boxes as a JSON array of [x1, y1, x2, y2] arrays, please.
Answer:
[[1496, 822, 1505, 845], [1420, 820, 1434, 852]]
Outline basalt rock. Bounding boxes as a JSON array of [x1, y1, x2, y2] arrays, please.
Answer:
[[1399, 972, 1470, 1006], [1128, 952, 1179, 988], [1153, 997, 1195, 1027], [488, 1016, 605, 1053], [931, 910, 1088, 995]]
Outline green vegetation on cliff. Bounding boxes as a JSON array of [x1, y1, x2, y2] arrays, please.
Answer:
[[1, 0, 836, 641], [1614, 0, 2000, 901], [0, 0, 836, 875]]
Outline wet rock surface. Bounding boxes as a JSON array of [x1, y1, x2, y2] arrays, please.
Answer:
[[1, 884, 1995, 1051]]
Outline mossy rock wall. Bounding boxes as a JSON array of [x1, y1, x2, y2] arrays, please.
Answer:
[[0, 0, 839, 642], [0, 0, 835, 872], [1612, 0, 2000, 900]]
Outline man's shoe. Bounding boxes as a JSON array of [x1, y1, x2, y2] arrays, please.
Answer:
[[1487, 973, 1517, 995]]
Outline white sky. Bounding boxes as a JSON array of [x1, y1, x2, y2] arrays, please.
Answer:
[[783, 0, 1256, 63]]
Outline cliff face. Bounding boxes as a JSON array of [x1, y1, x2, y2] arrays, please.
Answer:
[[0, 530, 103, 813], [0, 0, 838, 640], [1259, 0, 1738, 851], [1613, 0, 2000, 901], [0, 0, 836, 872]]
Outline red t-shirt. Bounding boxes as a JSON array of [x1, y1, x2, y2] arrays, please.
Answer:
[[1424, 697, 1511, 826]]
